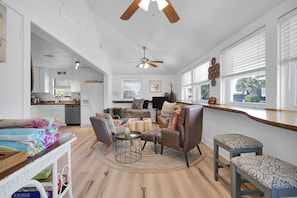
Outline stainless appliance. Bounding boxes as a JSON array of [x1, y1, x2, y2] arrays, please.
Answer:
[[65, 104, 81, 125]]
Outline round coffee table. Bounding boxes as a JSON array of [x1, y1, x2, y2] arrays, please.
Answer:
[[115, 131, 142, 163]]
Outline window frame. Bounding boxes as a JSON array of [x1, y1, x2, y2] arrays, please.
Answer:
[[181, 70, 192, 101], [121, 78, 142, 100], [279, 9, 297, 111], [192, 60, 210, 101], [52, 78, 71, 98], [221, 27, 266, 107]]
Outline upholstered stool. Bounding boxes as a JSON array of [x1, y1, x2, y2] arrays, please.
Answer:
[[141, 129, 161, 154], [214, 133, 263, 188], [231, 155, 297, 198]]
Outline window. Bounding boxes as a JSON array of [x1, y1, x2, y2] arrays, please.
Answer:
[[193, 61, 210, 101], [122, 79, 141, 100], [181, 71, 192, 101], [221, 27, 266, 104], [279, 9, 297, 111], [53, 79, 71, 97]]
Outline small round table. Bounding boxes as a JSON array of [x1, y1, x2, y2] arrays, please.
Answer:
[[115, 131, 142, 163]]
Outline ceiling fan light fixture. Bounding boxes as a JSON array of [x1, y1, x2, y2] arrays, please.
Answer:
[[75, 60, 80, 69], [144, 63, 149, 69], [138, 63, 144, 68], [156, 0, 169, 10], [138, 0, 150, 12]]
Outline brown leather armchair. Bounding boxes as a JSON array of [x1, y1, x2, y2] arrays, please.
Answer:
[[158, 105, 203, 167]]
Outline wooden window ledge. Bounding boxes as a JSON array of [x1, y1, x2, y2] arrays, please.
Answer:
[[203, 104, 297, 132]]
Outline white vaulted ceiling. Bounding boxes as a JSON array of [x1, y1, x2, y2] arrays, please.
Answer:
[[31, 0, 284, 75]]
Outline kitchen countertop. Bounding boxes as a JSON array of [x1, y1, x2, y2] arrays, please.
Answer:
[[31, 101, 80, 105]]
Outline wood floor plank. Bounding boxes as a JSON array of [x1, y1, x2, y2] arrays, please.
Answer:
[[58, 126, 262, 198]]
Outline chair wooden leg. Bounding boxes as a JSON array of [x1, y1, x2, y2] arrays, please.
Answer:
[[184, 152, 189, 167], [142, 141, 147, 150], [197, 145, 202, 155], [161, 145, 164, 154], [103, 142, 115, 155]]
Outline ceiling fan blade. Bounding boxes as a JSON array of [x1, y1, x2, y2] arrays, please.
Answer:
[[149, 60, 164, 63], [120, 0, 141, 20], [148, 63, 158, 67], [163, 1, 180, 23]]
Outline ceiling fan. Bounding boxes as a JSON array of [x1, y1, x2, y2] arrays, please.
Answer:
[[136, 46, 164, 69], [120, 0, 180, 23]]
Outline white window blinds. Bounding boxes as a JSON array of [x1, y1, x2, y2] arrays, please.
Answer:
[[221, 28, 266, 77], [182, 71, 192, 86], [280, 11, 297, 65], [193, 61, 210, 83]]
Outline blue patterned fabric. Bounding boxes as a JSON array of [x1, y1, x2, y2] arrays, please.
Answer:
[[214, 133, 263, 149], [231, 155, 297, 189]]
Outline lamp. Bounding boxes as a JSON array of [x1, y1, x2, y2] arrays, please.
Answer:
[[144, 63, 149, 69], [138, 0, 168, 12], [138, 0, 150, 11], [138, 63, 144, 68], [156, 0, 169, 10], [75, 60, 80, 70]]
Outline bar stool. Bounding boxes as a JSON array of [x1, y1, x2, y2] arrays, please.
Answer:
[[214, 133, 263, 188]]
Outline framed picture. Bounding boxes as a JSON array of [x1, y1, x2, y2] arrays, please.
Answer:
[[0, 3, 6, 62], [150, 80, 162, 92]]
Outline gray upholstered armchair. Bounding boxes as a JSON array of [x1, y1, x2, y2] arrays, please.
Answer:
[[159, 105, 203, 167], [90, 115, 127, 154]]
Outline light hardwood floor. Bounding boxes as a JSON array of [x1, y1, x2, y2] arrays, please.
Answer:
[[59, 126, 261, 198]]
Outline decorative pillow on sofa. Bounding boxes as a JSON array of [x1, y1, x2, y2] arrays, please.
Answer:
[[168, 110, 180, 130], [132, 99, 144, 110], [101, 113, 115, 131], [112, 107, 125, 118], [161, 101, 176, 117], [143, 100, 149, 109]]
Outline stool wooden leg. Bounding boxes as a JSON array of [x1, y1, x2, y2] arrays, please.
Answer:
[[231, 163, 241, 198], [214, 141, 219, 181]]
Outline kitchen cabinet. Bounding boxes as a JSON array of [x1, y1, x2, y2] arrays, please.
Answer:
[[31, 105, 41, 118], [41, 105, 65, 125], [31, 105, 66, 125], [32, 67, 49, 93], [70, 80, 80, 92]]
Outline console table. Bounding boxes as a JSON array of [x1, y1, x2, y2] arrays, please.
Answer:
[[0, 132, 76, 198]]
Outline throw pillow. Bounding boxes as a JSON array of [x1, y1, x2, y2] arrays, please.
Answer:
[[101, 113, 115, 131], [167, 112, 175, 128], [113, 107, 124, 118], [161, 101, 176, 117], [170, 110, 180, 130], [132, 99, 144, 110], [109, 108, 115, 118], [143, 100, 149, 109]]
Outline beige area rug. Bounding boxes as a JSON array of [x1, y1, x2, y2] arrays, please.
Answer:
[[96, 141, 205, 173]]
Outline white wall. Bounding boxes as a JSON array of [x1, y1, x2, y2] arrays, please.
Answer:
[[112, 74, 176, 101], [0, 3, 29, 119], [202, 108, 297, 166], [0, 0, 111, 119], [177, 0, 296, 108], [176, 0, 297, 166]]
